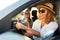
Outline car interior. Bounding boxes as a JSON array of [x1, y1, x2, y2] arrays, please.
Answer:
[[0, 0, 60, 40]]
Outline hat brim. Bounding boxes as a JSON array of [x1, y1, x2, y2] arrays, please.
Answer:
[[36, 5, 55, 14]]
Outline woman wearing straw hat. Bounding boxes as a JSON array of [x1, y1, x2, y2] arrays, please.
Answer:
[[16, 1, 58, 40]]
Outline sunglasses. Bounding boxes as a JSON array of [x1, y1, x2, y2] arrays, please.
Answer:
[[39, 9, 45, 13]]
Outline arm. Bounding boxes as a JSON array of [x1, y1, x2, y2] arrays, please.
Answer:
[[24, 18, 32, 28], [16, 23, 40, 37], [24, 27, 40, 37], [42, 22, 58, 38]]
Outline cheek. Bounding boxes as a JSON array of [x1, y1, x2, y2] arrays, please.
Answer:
[[25, 14, 28, 16], [25, 15, 27, 18], [27, 15, 30, 17], [37, 14, 43, 20], [40, 14, 45, 17], [39, 14, 46, 19], [37, 13, 46, 20]]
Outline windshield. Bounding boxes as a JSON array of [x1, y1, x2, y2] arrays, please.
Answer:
[[0, 0, 30, 20]]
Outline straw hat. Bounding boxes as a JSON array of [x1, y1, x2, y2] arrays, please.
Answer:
[[36, 2, 55, 14]]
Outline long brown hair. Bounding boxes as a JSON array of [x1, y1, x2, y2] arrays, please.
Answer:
[[44, 9, 55, 24], [25, 10, 31, 22]]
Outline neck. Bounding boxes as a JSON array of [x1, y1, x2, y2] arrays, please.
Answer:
[[40, 19, 47, 28], [41, 19, 46, 25]]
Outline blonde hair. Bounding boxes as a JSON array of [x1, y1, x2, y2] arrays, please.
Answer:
[[44, 9, 56, 24], [37, 8, 57, 24]]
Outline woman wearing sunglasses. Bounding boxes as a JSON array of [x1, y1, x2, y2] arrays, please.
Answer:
[[16, 1, 58, 40]]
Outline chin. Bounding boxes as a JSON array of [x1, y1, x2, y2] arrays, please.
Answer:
[[39, 18, 44, 20]]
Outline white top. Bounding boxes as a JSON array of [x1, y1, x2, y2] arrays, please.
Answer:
[[32, 19, 58, 40]]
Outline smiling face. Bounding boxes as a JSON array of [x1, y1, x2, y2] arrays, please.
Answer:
[[24, 11, 30, 18], [37, 7, 47, 20], [37, 7, 55, 24]]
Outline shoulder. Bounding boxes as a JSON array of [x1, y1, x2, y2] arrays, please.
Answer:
[[49, 22, 58, 26], [48, 22, 58, 29], [33, 19, 41, 24], [32, 19, 41, 28]]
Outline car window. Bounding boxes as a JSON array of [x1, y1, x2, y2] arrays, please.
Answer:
[[0, 0, 30, 20], [12, 8, 29, 20]]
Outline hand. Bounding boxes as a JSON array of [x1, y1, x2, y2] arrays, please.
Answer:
[[26, 28, 33, 35], [16, 22, 22, 30], [16, 22, 26, 30], [17, 17, 20, 22]]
